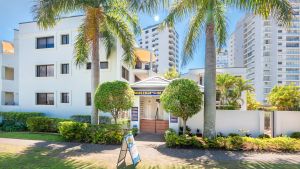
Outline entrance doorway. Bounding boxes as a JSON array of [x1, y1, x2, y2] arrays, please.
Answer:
[[140, 96, 169, 133]]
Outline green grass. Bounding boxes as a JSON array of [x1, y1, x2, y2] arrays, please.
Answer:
[[0, 132, 64, 142]]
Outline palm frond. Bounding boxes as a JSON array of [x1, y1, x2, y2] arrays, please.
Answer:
[[32, 0, 86, 29], [101, 29, 116, 59], [129, 0, 170, 14], [104, 13, 136, 66], [181, 10, 206, 67], [214, 1, 227, 52], [74, 24, 90, 66], [161, 0, 197, 29], [225, 0, 293, 26]]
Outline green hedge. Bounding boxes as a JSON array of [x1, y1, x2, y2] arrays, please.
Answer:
[[26, 117, 69, 133], [58, 121, 124, 144], [70, 115, 112, 124], [165, 129, 300, 152], [0, 112, 44, 131]]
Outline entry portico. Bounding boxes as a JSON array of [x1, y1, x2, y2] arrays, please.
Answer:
[[130, 76, 179, 134]]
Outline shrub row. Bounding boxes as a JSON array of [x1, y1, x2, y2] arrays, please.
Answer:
[[58, 121, 124, 144], [165, 129, 300, 152], [0, 112, 44, 131], [70, 115, 112, 124], [26, 116, 70, 133]]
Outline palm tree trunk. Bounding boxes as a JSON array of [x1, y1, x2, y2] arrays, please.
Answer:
[[203, 22, 216, 139], [91, 32, 100, 125]]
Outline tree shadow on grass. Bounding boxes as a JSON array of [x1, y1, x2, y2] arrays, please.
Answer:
[[0, 140, 121, 169], [155, 144, 300, 169]]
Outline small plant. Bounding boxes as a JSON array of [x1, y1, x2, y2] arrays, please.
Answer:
[[179, 126, 192, 136], [196, 129, 202, 137], [291, 132, 300, 139], [131, 128, 138, 137]]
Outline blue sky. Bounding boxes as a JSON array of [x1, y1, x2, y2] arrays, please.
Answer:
[[0, 0, 245, 72]]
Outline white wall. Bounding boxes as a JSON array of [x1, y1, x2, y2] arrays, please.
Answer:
[[186, 110, 264, 137], [274, 111, 300, 136]]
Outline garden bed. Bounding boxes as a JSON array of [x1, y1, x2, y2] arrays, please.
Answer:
[[165, 129, 300, 152]]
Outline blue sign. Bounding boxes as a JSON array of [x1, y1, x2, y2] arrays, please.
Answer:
[[131, 107, 139, 121], [125, 133, 141, 165]]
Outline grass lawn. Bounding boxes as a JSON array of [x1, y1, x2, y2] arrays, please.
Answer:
[[0, 132, 64, 142]]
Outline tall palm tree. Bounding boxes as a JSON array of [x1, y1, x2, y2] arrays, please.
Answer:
[[33, 0, 139, 124], [163, 0, 293, 138]]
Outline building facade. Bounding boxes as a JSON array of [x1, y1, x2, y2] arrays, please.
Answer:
[[138, 24, 180, 74], [216, 49, 229, 68], [0, 15, 155, 118], [229, 0, 300, 103]]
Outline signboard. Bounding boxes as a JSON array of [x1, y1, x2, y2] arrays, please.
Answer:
[[117, 133, 141, 167], [170, 115, 178, 123], [134, 91, 162, 96], [131, 107, 139, 121]]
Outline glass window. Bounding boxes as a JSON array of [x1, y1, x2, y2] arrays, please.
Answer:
[[37, 36, 54, 49], [122, 66, 129, 81], [61, 64, 69, 74], [100, 62, 108, 69], [36, 93, 54, 105], [61, 93, 69, 103], [61, 34, 69, 45], [86, 62, 91, 70], [86, 93, 91, 106], [36, 65, 54, 77]]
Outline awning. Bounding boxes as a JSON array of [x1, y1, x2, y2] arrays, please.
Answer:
[[1, 41, 14, 54], [134, 48, 156, 63]]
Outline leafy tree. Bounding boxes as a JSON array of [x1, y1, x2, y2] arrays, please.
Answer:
[[217, 74, 253, 109], [94, 81, 134, 124], [267, 84, 300, 111], [246, 91, 262, 110], [164, 67, 179, 80], [33, 0, 139, 124], [162, 0, 292, 138], [160, 79, 203, 134]]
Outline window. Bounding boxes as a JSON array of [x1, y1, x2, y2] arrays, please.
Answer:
[[145, 30, 149, 34], [36, 65, 54, 77], [100, 62, 108, 69], [36, 93, 54, 105], [61, 34, 69, 45], [61, 93, 69, 103], [86, 93, 91, 106], [122, 66, 129, 81], [61, 64, 69, 74], [37, 36, 54, 49], [86, 62, 91, 69]]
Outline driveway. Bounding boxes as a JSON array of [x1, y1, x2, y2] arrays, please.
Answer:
[[0, 135, 300, 168]]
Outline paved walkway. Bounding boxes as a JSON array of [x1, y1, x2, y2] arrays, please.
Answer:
[[1, 135, 300, 168]]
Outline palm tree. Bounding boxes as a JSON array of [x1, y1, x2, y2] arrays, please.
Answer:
[[33, 0, 139, 124], [163, 0, 293, 138]]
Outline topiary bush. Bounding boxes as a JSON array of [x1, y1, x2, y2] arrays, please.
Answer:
[[0, 112, 44, 131], [26, 117, 69, 133], [58, 121, 124, 144], [291, 132, 300, 139], [164, 129, 206, 148]]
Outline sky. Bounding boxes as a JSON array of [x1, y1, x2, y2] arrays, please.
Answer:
[[0, 0, 245, 73]]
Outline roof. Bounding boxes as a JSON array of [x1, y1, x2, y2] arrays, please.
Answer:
[[1, 41, 14, 54], [131, 76, 170, 89], [134, 48, 156, 63]]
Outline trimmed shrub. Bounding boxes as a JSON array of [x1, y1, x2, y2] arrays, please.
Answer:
[[0, 112, 43, 131], [258, 134, 271, 139], [291, 132, 300, 139], [228, 133, 240, 137], [164, 129, 206, 148], [58, 121, 124, 144], [58, 121, 89, 142], [26, 117, 69, 133]]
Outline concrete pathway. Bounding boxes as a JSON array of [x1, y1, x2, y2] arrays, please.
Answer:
[[0, 136, 300, 168]]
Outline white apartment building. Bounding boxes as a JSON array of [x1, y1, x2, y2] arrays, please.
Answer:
[[216, 49, 229, 68], [0, 40, 19, 107], [138, 24, 180, 74], [229, 0, 300, 104], [0, 15, 156, 118]]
